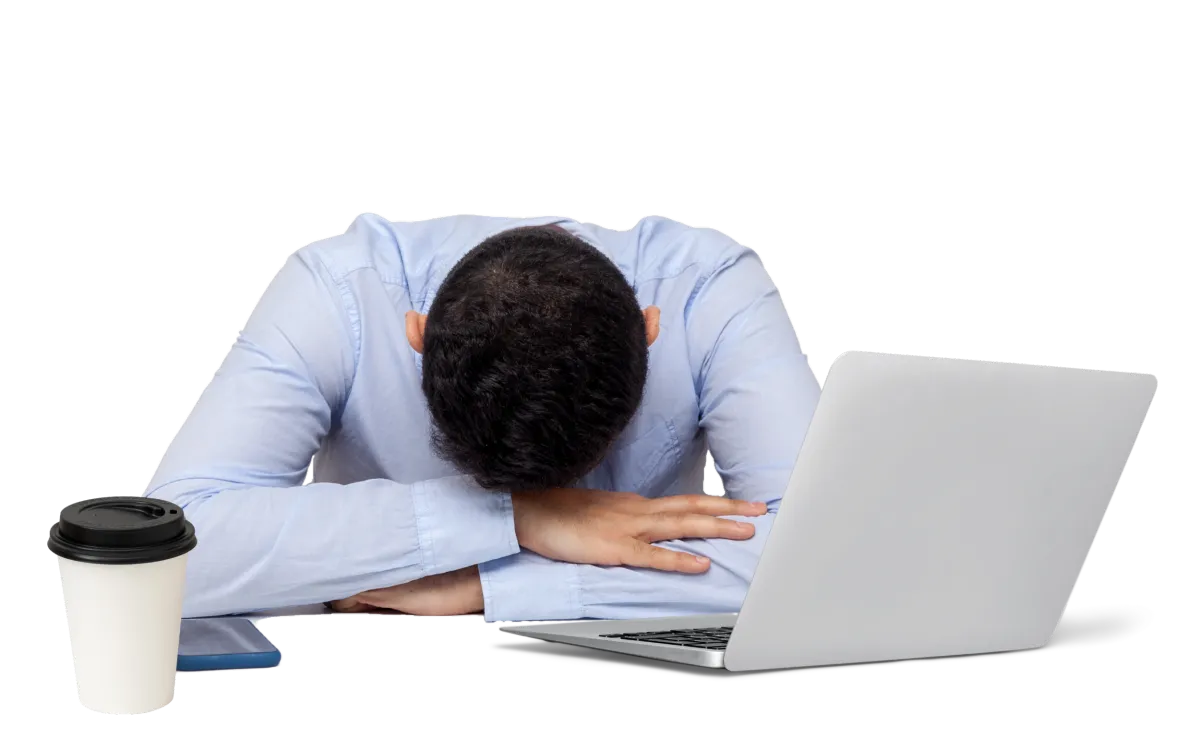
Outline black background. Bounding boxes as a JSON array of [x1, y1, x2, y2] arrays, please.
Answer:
[[42, 202, 1195, 715]]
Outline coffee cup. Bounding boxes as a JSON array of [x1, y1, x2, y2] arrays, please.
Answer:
[[48, 497, 197, 714]]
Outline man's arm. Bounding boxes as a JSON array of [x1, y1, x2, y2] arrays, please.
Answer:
[[477, 244, 821, 621], [146, 251, 519, 618]]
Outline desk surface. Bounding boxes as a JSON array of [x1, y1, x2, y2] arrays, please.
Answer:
[[154, 597, 1195, 715], [54, 583, 1190, 715]]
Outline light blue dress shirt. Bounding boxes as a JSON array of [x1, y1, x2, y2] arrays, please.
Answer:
[[147, 214, 821, 621]]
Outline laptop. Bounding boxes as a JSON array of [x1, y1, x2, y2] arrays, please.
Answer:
[[501, 352, 1156, 671]]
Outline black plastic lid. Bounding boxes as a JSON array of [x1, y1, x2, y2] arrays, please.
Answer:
[[48, 497, 197, 565]]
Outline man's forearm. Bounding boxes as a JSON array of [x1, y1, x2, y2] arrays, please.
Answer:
[[332, 488, 767, 617], [332, 565, 484, 615], [150, 475, 517, 617], [478, 501, 777, 622]]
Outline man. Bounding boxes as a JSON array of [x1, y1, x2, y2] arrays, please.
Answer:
[[147, 214, 821, 621]]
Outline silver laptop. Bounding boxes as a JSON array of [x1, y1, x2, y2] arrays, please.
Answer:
[[501, 352, 1156, 671]]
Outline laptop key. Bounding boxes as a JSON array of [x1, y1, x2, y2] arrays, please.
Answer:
[[598, 627, 733, 650]]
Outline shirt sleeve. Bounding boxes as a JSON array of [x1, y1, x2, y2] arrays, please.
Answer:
[[146, 251, 519, 618], [478, 245, 821, 621]]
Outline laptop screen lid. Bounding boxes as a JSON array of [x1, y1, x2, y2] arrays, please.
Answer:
[[724, 352, 1156, 671]]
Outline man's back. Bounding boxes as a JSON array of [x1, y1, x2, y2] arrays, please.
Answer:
[[300, 214, 722, 497], [146, 214, 821, 621]]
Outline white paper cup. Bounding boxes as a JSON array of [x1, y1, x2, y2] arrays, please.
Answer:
[[49, 497, 197, 714]]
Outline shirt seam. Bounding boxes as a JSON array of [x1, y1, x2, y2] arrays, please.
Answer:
[[572, 564, 586, 619], [663, 419, 684, 468], [316, 258, 410, 288], [637, 260, 705, 286], [687, 250, 768, 395], [479, 562, 497, 620], [410, 481, 437, 575], [311, 255, 364, 408], [501, 494, 521, 557]]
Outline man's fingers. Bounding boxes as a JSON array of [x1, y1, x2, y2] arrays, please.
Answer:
[[328, 598, 372, 613], [618, 539, 711, 573], [645, 495, 767, 518], [639, 512, 756, 543]]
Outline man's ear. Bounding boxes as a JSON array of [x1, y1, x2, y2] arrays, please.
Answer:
[[405, 311, 427, 354], [643, 306, 661, 346]]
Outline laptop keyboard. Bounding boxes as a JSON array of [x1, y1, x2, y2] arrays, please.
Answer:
[[599, 626, 732, 650]]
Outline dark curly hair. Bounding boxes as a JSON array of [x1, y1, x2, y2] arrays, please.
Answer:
[[421, 225, 649, 492]]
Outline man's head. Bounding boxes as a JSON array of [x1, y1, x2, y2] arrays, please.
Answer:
[[407, 226, 659, 492]]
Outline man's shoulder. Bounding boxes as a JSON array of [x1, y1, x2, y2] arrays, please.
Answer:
[[616, 216, 746, 281], [294, 214, 519, 284]]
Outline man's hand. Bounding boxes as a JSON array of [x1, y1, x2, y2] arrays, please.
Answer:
[[329, 565, 483, 616], [512, 488, 766, 574]]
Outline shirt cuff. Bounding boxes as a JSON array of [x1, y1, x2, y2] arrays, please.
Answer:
[[410, 475, 520, 576], [478, 552, 583, 622]]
